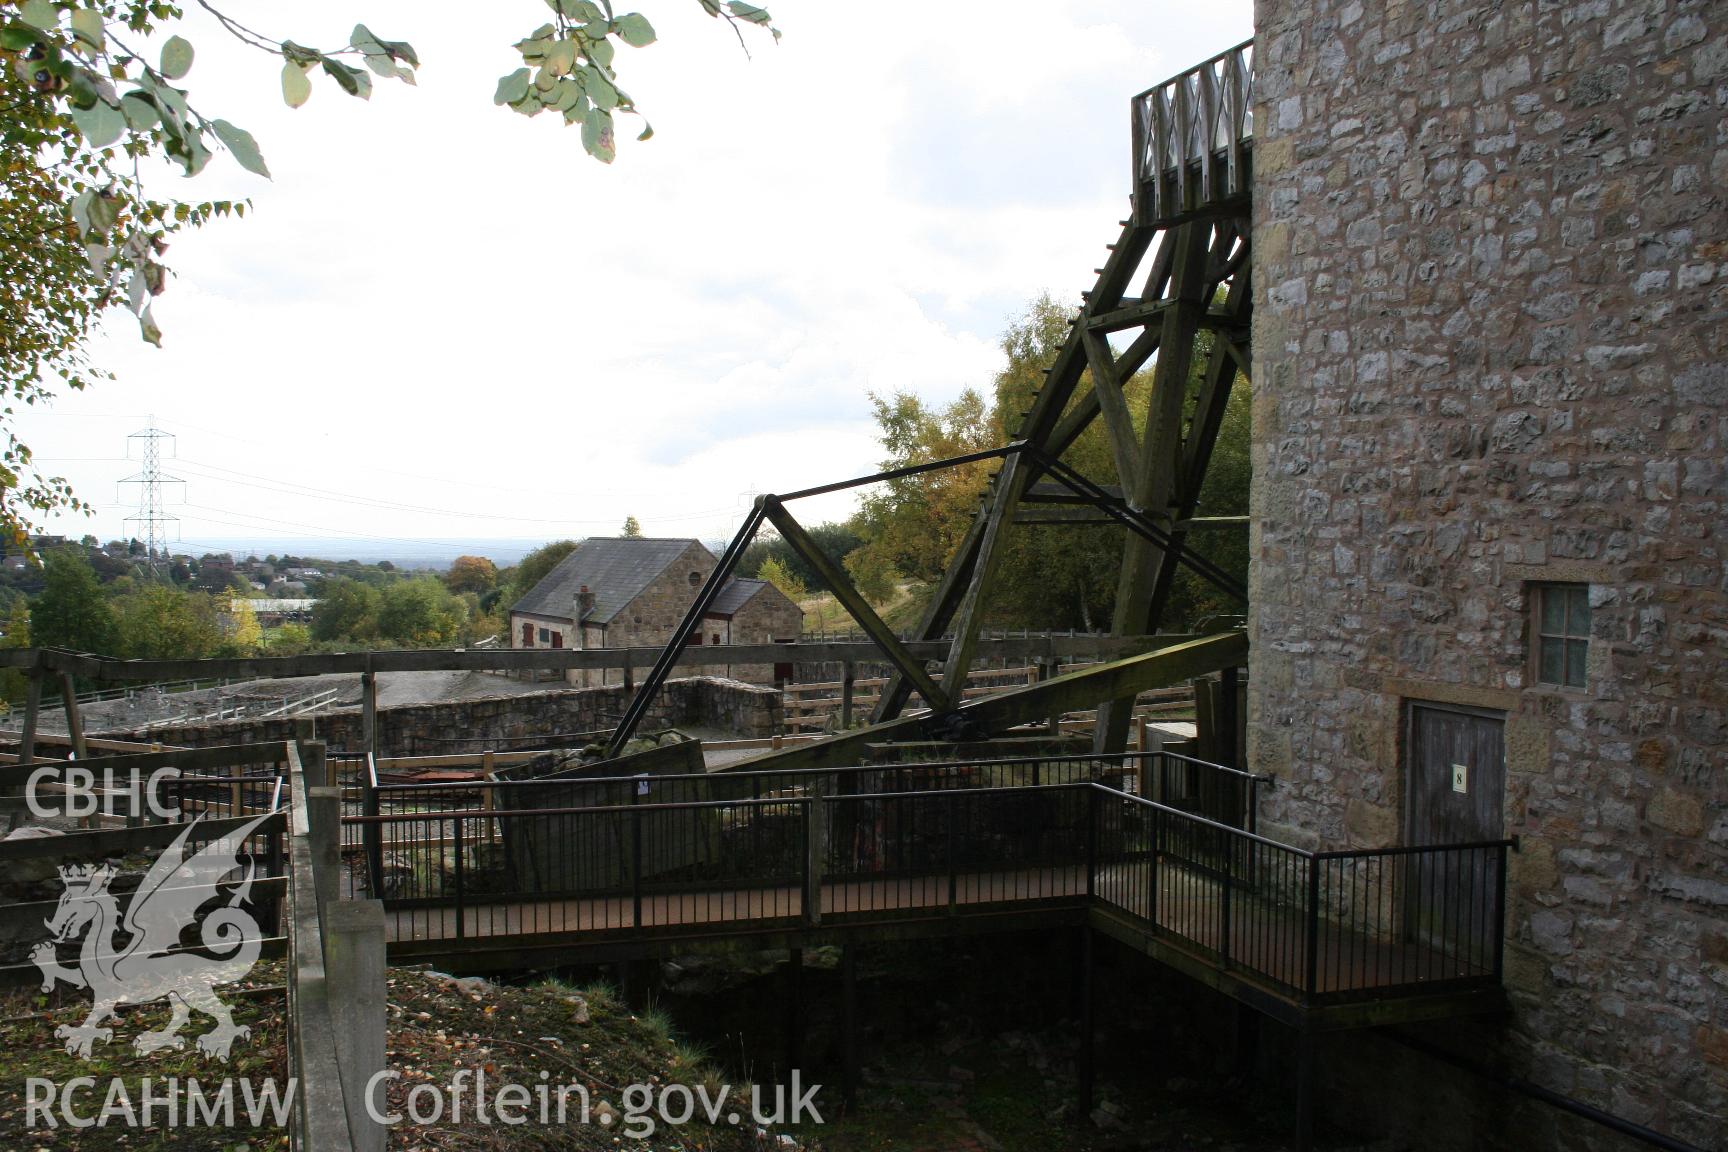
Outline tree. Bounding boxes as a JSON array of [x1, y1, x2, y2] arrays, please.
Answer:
[[757, 555, 806, 602], [229, 596, 262, 651], [0, 0, 778, 547], [742, 523, 863, 590], [496, 539, 578, 614], [113, 584, 222, 660], [845, 389, 996, 593], [310, 577, 380, 642], [0, 597, 31, 701], [843, 292, 1252, 632], [620, 516, 643, 538], [444, 554, 498, 595], [29, 547, 115, 653], [377, 578, 465, 647]]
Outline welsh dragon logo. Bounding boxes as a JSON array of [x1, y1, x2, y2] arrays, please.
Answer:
[[30, 813, 272, 1062]]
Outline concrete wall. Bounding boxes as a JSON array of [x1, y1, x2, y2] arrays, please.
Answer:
[[1249, 0, 1725, 1146], [112, 677, 782, 755]]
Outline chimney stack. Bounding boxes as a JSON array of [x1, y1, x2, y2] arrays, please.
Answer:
[[576, 585, 596, 619]]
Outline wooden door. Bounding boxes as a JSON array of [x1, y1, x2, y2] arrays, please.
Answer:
[[1406, 703, 1505, 845], [1404, 702, 1505, 966]]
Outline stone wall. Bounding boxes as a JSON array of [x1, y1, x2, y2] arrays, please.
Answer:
[[1249, 0, 1725, 1147], [115, 676, 782, 755], [716, 586, 804, 683]]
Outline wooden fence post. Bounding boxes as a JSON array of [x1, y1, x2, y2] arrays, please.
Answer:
[[19, 666, 41, 767], [361, 669, 378, 761], [58, 673, 87, 762], [324, 899, 388, 1152], [840, 660, 855, 730]]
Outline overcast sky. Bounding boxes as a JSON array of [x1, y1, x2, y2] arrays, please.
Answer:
[[20, 0, 1252, 558]]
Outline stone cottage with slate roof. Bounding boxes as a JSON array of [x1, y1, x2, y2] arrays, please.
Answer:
[[508, 537, 802, 687]]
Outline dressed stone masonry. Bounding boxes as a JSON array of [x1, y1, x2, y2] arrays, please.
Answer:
[[1248, 0, 1725, 1146]]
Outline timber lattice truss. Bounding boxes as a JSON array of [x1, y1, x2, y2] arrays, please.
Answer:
[[609, 45, 1255, 758]]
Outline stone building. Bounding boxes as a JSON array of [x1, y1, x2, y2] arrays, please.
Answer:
[[509, 537, 803, 687], [1246, 0, 1724, 1147]]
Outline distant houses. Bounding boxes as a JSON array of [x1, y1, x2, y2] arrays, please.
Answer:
[[509, 537, 802, 686]]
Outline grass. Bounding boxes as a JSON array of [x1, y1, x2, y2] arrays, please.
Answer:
[[799, 582, 928, 637], [0, 966, 793, 1152]]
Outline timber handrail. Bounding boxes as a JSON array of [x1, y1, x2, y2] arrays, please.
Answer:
[[1132, 38, 1254, 226]]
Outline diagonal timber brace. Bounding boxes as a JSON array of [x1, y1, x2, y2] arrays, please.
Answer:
[[721, 631, 1248, 773]]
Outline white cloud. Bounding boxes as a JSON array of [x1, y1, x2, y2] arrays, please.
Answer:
[[18, 0, 1252, 556]]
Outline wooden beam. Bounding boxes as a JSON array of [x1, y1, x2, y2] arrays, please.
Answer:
[[0, 636, 1193, 684], [1083, 329, 1144, 495], [762, 499, 950, 712], [722, 632, 1246, 774], [938, 451, 1029, 703], [1148, 257, 1254, 627], [0, 740, 293, 789], [1097, 219, 1215, 753], [58, 673, 87, 761]]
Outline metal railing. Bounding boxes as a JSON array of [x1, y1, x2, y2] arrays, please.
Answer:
[[349, 774, 1511, 1004], [340, 751, 1233, 899], [1092, 789, 1511, 1000], [1132, 39, 1255, 226]]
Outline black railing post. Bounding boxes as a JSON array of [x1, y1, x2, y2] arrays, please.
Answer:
[[1220, 824, 1233, 968], [632, 807, 644, 929], [1148, 804, 1160, 924], [1493, 844, 1509, 981], [1085, 786, 1098, 900], [947, 792, 959, 913], [1304, 855, 1321, 997], [453, 814, 466, 941], [803, 797, 823, 927]]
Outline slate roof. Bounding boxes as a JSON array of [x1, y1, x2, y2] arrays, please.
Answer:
[[706, 577, 769, 618], [511, 538, 707, 626]]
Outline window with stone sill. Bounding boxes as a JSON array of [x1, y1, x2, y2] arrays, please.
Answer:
[[1531, 582, 1590, 689]]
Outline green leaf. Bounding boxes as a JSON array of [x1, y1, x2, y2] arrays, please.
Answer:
[[587, 69, 618, 111], [86, 193, 119, 234], [0, 25, 40, 52], [280, 39, 321, 67], [493, 67, 531, 106], [120, 93, 159, 130], [281, 61, 311, 108], [70, 190, 93, 238], [320, 57, 372, 99], [587, 35, 615, 69], [544, 39, 576, 77], [350, 23, 386, 56], [551, 77, 582, 111], [70, 9, 104, 50], [363, 53, 410, 81], [69, 99, 125, 148], [159, 35, 194, 80], [581, 105, 615, 163], [212, 119, 269, 178], [614, 13, 656, 47], [139, 305, 162, 347], [636, 119, 653, 141], [19, 0, 58, 32], [384, 39, 419, 68]]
